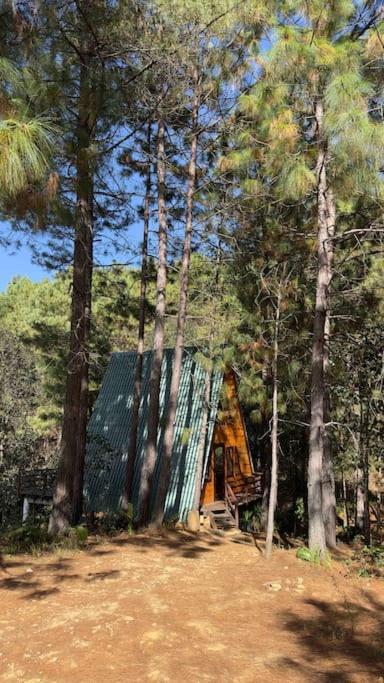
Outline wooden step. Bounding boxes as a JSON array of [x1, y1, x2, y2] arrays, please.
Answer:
[[202, 501, 237, 530]]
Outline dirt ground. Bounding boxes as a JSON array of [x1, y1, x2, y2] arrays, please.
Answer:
[[1, 530, 383, 683]]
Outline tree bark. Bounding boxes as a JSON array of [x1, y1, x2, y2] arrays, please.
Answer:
[[135, 119, 167, 528], [265, 288, 280, 560], [49, 52, 94, 535], [151, 68, 200, 526], [260, 350, 272, 532], [362, 398, 372, 545], [193, 368, 212, 510], [322, 180, 337, 548], [341, 469, 349, 529], [260, 449, 271, 532], [122, 124, 151, 511], [308, 99, 328, 554], [362, 444, 371, 545], [355, 391, 371, 543], [192, 246, 220, 514], [356, 464, 365, 531]]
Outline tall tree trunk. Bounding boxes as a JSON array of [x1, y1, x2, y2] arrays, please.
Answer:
[[192, 246, 220, 514], [361, 398, 371, 544], [322, 183, 337, 548], [135, 119, 167, 528], [193, 367, 212, 510], [49, 54, 94, 535], [341, 469, 349, 529], [260, 350, 272, 532], [151, 69, 200, 526], [265, 288, 280, 560], [122, 124, 151, 512], [362, 444, 371, 545], [322, 314, 336, 547], [356, 464, 365, 531], [308, 99, 328, 554], [341, 470, 349, 529], [355, 390, 371, 542], [260, 449, 271, 532]]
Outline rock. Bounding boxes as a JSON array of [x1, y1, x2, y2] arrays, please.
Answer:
[[263, 581, 282, 592]]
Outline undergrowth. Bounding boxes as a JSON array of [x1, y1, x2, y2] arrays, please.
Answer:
[[296, 545, 332, 567], [351, 545, 384, 578], [0, 524, 89, 555], [0, 509, 137, 555]]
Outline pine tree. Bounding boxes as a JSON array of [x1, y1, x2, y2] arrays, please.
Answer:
[[122, 123, 153, 510], [46, 0, 136, 532], [0, 58, 55, 199], [230, 0, 384, 552], [149, 0, 264, 524], [135, 118, 168, 528], [151, 65, 200, 526]]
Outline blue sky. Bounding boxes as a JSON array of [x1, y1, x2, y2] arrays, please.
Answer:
[[0, 30, 272, 293], [0, 218, 146, 291], [0, 224, 52, 290]]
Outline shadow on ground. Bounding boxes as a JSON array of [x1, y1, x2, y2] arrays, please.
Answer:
[[0, 530, 227, 599], [279, 591, 384, 682]]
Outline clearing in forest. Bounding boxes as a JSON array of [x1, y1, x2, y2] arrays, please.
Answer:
[[0, 531, 383, 683]]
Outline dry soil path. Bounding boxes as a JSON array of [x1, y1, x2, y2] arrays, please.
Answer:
[[1, 530, 383, 682]]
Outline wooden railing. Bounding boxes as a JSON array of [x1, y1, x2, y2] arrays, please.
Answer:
[[225, 445, 264, 503], [225, 482, 239, 526], [228, 467, 263, 505]]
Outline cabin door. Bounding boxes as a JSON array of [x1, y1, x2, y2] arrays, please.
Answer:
[[213, 444, 226, 500]]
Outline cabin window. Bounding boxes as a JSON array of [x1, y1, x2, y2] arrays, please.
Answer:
[[205, 444, 225, 482], [213, 444, 225, 501], [225, 447, 234, 478], [234, 447, 245, 476], [214, 445, 224, 467]]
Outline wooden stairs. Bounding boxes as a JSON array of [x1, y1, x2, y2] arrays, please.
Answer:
[[201, 501, 238, 531]]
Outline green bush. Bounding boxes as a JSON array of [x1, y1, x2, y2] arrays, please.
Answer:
[[75, 525, 88, 544], [1, 523, 91, 554], [353, 545, 384, 578], [96, 511, 134, 535], [296, 546, 312, 562], [294, 498, 305, 524], [242, 504, 262, 532], [1, 524, 50, 553], [296, 545, 331, 566]]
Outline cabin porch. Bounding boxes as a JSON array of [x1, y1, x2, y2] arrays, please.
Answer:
[[200, 443, 263, 530]]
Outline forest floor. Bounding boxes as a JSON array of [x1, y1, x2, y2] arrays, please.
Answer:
[[0, 529, 383, 683]]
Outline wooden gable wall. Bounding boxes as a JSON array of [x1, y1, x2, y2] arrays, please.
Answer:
[[201, 371, 254, 506]]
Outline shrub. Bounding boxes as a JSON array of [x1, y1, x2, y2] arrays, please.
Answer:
[[296, 545, 331, 566], [75, 525, 88, 544], [242, 504, 262, 532], [353, 545, 384, 578], [1, 524, 50, 553]]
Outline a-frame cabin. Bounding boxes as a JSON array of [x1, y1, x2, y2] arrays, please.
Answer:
[[200, 370, 262, 528], [85, 348, 262, 528]]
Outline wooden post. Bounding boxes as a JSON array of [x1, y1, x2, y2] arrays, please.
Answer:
[[22, 498, 30, 524]]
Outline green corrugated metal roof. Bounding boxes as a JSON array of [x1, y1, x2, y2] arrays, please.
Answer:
[[84, 348, 223, 520]]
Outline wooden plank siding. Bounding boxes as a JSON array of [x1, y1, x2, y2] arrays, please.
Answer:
[[17, 469, 56, 499], [201, 371, 260, 506]]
